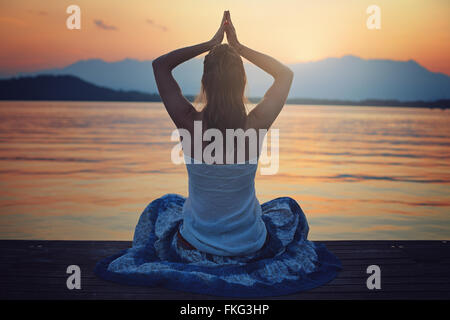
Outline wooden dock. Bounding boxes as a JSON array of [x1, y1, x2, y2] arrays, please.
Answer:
[[1, 240, 449, 300]]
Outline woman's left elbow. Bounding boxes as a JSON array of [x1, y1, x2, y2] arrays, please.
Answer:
[[152, 58, 161, 70], [152, 55, 168, 70]]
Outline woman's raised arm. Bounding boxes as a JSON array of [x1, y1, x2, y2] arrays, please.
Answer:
[[225, 11, 293, 130], [152, 12, 227, 130]]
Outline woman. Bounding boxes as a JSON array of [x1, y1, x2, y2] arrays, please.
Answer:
[[95, 11, 341, 297]]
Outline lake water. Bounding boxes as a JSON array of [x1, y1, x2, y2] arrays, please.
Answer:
[[0, 101, 449, 240]]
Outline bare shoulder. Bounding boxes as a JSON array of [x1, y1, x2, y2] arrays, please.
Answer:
[[246, 105, 272, 131], [179, 108, 203, 133], [244, 113, 260, 131]]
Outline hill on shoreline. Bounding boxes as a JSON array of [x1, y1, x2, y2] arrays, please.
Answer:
[[0, 75, 448, 109], [0, 75, 160, 102]]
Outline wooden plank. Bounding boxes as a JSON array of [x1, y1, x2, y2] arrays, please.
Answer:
[[1, 240, 449, 300]]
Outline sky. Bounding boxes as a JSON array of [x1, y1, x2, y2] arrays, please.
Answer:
[[0, 0, 449, 75]]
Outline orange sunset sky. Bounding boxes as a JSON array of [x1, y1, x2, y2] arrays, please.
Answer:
[[0, 0, 449, 75]]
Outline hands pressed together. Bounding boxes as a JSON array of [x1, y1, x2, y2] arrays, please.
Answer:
[[153, 9, 292, 132], [210, 10, 241, 51]]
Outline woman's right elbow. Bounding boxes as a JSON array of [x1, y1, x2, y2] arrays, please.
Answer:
[[275, 66, 293, 81]]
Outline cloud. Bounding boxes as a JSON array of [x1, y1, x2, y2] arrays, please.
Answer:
[[146, 19, 168, 32], [94, 19, 118, 31]]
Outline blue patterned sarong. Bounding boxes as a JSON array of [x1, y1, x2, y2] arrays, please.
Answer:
[[94, 194, 342, 297]]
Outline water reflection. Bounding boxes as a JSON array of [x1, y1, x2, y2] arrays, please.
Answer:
[[0, 101, 449, 240]]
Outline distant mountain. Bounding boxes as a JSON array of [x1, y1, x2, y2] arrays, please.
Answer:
[[0, 75, 160, 101], [1, 74, 448, 108], [8, 55, 450, 101], [287, 55, 450, 101]]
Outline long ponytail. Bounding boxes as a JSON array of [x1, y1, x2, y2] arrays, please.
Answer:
[[195, 44, 248, 132]]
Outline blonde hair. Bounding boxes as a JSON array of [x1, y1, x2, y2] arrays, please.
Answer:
[[194, 44, 249, 132]]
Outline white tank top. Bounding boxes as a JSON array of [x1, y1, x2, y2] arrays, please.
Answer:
[[179, 154, 268, 256]]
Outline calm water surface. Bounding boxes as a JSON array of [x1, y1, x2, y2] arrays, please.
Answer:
[[0, 101, 449, 240]]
